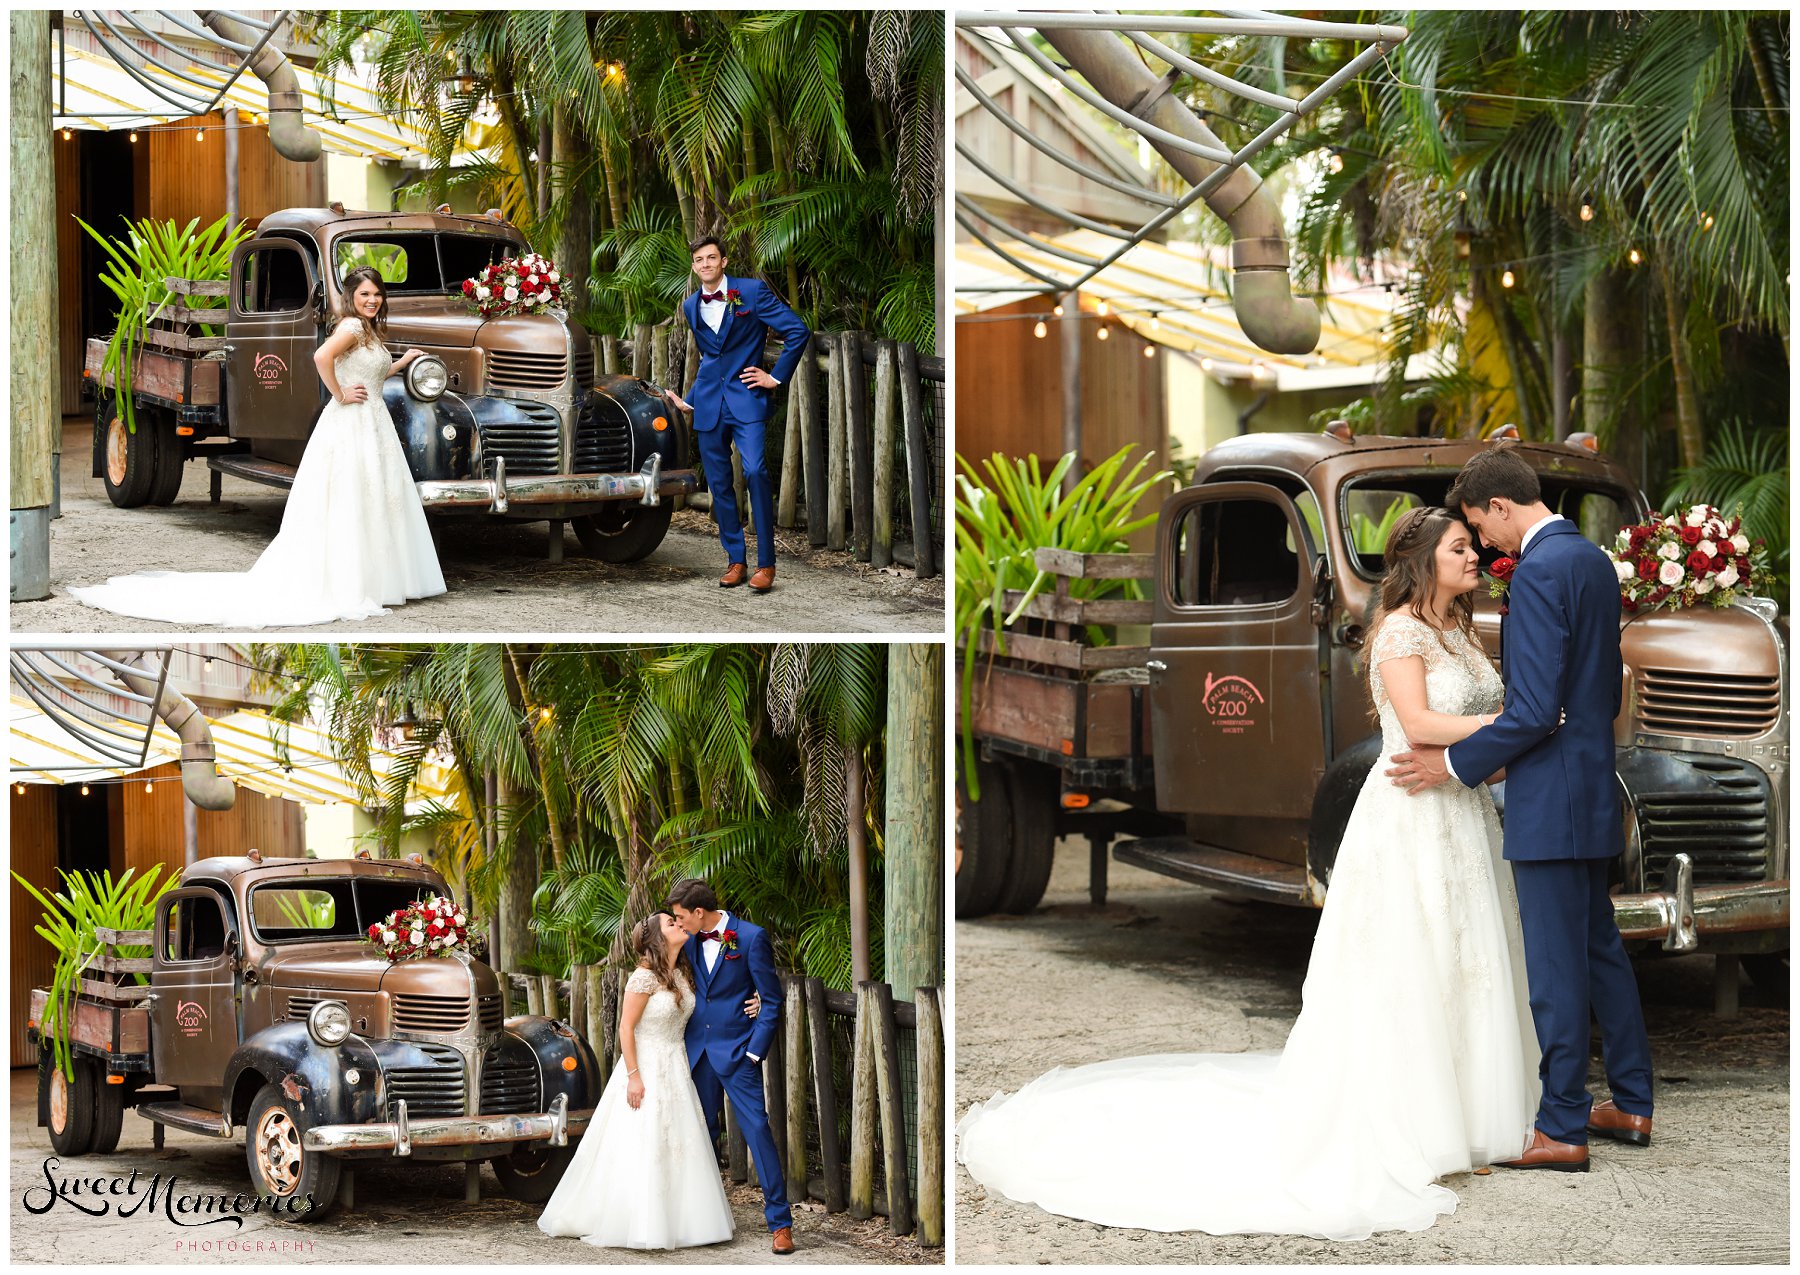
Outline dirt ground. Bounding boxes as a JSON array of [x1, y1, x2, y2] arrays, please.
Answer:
[[954, 844, 1790, 1265], [11, 421, 943, 635], [8, 1070, 937, 1265]]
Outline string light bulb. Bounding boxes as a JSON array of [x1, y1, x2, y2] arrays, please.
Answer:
[[1095, 299, 1109, 317], [1200, 357, 1214, 372], [1501, 268, 1516, 289], [61, 128, 72, 141], [196, 128, 205, 141], [1142, 345, 1156, 359], [145, 781, 154, 793], [1033, 320, 1047, 338], [129, 131, 139, 143], [538, 707, 552, 722], [1628, 247, 1642, 266], [1701, 212, 1714, 231], [15, 783, 24, 796], [81, 785, 91, 796], [1578, 194, 1594, 222], [1051, 303, 1064, 317], [1096, 325, 1110, 341]]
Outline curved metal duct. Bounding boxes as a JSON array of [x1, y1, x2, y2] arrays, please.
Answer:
[[104, 650, 237, 811], [1040, 28, 1320, 355], [198, 10, 321, 162]]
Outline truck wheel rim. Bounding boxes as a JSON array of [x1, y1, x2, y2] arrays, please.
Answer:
[[48, 1066, 69, 1133], [105, 415, 130, 486], [255, 1109, 304, 1195]]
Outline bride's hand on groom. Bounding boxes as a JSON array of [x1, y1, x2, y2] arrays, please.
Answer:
[[744, 992, 761, 1019]]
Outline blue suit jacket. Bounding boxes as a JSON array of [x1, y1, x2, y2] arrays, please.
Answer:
[[683, 915, 782, 1073], [681, 277, 811, 432], [1446, 519, 1624, 861]]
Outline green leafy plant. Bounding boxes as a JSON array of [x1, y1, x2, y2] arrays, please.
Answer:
[[1664, 421, 1789, 599], [955, 446, 1172, 795], [12, 866, 175, 1080], [77, 214, 253, 435]]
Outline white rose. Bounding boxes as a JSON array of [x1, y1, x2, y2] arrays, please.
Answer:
[[475, 284, 489, 300], [506, 273, 518, 287], [1693, 577, 1714, 595], [382, 930, 396, 944], [1731, 533, 1750, 555], [548, 271, 560, 283], [1614, 559, 1635, 582], [504, 286, 518, 302], [409, 928, 425, 944], [1697, 539, 1717, 558], [1658, 542, 1681, 560], [1717, 563, 1740, 588], [455, 912, 466, 926], [1685, 507, 1707, 527], [1664, 516, 1678, 529], [1658, 560, 1685, 587], [1706, 518, 1727, 538], [1615, 530, 1631, 549]]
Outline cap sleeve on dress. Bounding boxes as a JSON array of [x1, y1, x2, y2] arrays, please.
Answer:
[[335, 316, 363, 337], [1369, 612, 1443, 666], [625, 967, 659, 996]]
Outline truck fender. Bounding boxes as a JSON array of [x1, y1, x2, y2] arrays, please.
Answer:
[[504, 1015, 601, 1110], [223, 1022, 382, 1131], [382, 382, 475, 483], [1307, 732, 1385, 890], [589, 374, 690, 472]]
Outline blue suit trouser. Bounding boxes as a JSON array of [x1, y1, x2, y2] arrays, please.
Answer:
[[695, 404, 775, 568], [1511, 858, 1655, 1143], [692, 1052, 792, 1231]]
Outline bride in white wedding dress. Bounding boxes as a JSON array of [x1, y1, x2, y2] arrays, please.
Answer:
[[958, 506, 1541, 1241], [67, 267, 445, 627], [539, 913, 736, 1250]]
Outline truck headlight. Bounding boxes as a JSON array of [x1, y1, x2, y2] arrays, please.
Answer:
[[307, 1000, 352, 1048], [406, 355, 449, 402]]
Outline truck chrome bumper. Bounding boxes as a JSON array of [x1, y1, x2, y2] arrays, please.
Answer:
[[415, 454, 695, 514], [301, 1092, 591, 1156], [1612, 854, 1789, 951]]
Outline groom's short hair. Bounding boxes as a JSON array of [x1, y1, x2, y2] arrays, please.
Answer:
[[689, 235, 725, 257], [1447, 444, 1541, 511], [667, 877, 719, 911]]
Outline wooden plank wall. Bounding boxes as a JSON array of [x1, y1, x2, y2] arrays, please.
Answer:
[[148, 113, 325, 230], [118, 762, 308, 882], [54, 136, 83, 418], [11, 786, 60, 1068]]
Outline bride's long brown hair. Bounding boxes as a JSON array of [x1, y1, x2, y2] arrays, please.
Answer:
[[1362, 505, 1481, 720], [336, 266, 390, 348], [628, 912, 693, 1006]]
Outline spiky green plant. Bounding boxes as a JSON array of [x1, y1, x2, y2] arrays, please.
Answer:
[[1664, 421, 1789, 597], [77, 215, 253, 435], [12, 866, 175, 1080]]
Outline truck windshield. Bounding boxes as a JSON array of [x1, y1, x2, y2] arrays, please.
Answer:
[[1341, 473, 1641, 578], [248, 877, 444, 944], [333, 232, 523, 296]]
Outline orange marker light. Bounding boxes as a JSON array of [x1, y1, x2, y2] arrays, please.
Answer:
[[652, 416, 668, 432], [106, 1074, 125, 1085], [561, 1056, 578, 1071], [176, 426, 194, 436], [1061, 792, 1092, 810]]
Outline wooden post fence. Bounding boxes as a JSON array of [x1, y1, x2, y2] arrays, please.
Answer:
[[872, 338, 899, 569], [916, 986, 944, 1248]]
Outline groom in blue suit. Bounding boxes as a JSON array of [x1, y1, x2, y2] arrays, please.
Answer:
[[1389, 445, 1654, 1172], [667, 876, 795, 1254], [667, 237, 811, 594]]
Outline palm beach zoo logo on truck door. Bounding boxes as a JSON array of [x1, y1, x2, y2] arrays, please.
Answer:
[[252, 353, 287, 390], [175, 1001, 207, 1038], [1202, 673, 1264, 734]]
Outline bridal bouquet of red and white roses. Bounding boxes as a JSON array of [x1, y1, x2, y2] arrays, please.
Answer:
[[1607, 502, 1770, 613], [460, 252, 563, 319], [366, 894, 477, 963]]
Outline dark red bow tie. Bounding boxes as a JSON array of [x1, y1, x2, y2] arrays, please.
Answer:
[[700, 291, 725, 303], [699, 929, 721, 942]]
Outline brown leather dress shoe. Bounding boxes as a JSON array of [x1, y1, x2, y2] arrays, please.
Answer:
[[770, 1226, 795, 1255], [1587, 1099, 1652, 1147], [719, 562, 748, 588], [749, 564, 775, 593], [1499, 1128, 1589, 1173]]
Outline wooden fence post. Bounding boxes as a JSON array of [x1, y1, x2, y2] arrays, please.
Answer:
[[650, 320, 671, 388], [848, 983, 878, 1220], [631, 322, 652, 378], [915, 986, 944, 1247], [777, 380, 802, 528], [872, 338, 899, 569], [826, 334, 848, 552], [846, 332, 873, 561], [524, 977, 543, 1016], [805, 977, 847, 1211], [763, 1032, 786, 1190], [568, 962, 587, 1041], [869, 982, 913, 1235], [797, 336, 827, 547], [600, 334, 620, 376], [540, 974, 560, 1020], [783, 974, 809, 1205], [602, 970, 622, 1074], [585, 964, 607, 1070], [897, 341, 937, 578]]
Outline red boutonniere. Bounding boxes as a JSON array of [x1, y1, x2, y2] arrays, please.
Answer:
[[721, 928, 742, 959], [727, 288, 749, 317], [1486, 556, 1517, 615]]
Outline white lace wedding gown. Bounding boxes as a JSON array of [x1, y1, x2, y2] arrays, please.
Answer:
[[957, 613, 1540, 1240], [67, 318, 445, 627], [538, 967, 734, 1249]]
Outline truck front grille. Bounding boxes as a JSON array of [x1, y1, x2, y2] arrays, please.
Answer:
[[392, 993, 471, 1032], [479, 1054, 541, 1115], [479, 403, 562, 477], [478, 994, 503, 1031], [573, 341, 595, 390], [573, 398, 633, 474], [1638, 757, 1770, 885], [285, 996, 319, 1022], [1638, 668, 1781, 738], [385, 1042, 466, 1118], [486, 350, 567, 391]]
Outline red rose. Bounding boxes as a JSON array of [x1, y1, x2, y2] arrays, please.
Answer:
[[1728, 517, 1741, 536], [1651, 586, 1671, 602], [1737, 556, 1751, 575], [1679, 526, 1701, 546], [1489, 556, 1517, 581], [1712, 554, 1728, 572], [1686, 549, 1712, 572], [1622, 596, 1638, 611], [1635, 554, 1658, 580]]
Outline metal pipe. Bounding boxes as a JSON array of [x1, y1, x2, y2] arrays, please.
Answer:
[[198, 10, 320, 161], [103, 649, 236, 811], [957, 12, 1411, 44], [956, 139, 1136, 239], [956, 194, 1109, 264], [953, 211, 1068, 289], [224, 105, 240, 225]]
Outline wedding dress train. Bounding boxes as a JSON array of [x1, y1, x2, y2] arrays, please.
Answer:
[[68, 318, 445, 627], [957, 613, 1540, 1240]]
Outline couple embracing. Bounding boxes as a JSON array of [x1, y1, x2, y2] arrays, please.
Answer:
[[959, 445, 1655, 1240], [539, 878, 796, 1253]]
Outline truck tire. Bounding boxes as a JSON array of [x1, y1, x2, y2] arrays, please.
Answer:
[[995, 764, 1057, 915], [955, 757, 1014, 918], [40, 1051, 95, 1156], [573, 503, 673, 563], [244, 1082, 341, 1221], [96, 392, 157, 508], [147, 418, 186, 506], [491, 1143, 578, 1203], [90, 1064, 125, 1154]]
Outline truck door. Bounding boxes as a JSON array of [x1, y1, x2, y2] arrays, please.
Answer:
[[226, 237, 321, 450], [150, 886, 239, 1108], [1147, 481, 1327, 835]]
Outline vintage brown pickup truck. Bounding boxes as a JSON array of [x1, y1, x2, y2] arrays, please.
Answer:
[[959, 427, 1788, 993], [30, 853, 598, 1220], [84, 205, 693, 561]]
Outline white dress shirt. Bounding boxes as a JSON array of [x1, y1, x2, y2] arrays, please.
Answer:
[[1445, 512, 1565, 783], [698, 276, 730, 333], [701, 910, 732, 972]]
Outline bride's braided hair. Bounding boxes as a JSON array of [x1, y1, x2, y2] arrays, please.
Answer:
[[1362, 505, 1481, 720], [629, 912, 693, 1006], [336, 266, 391, 349]]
